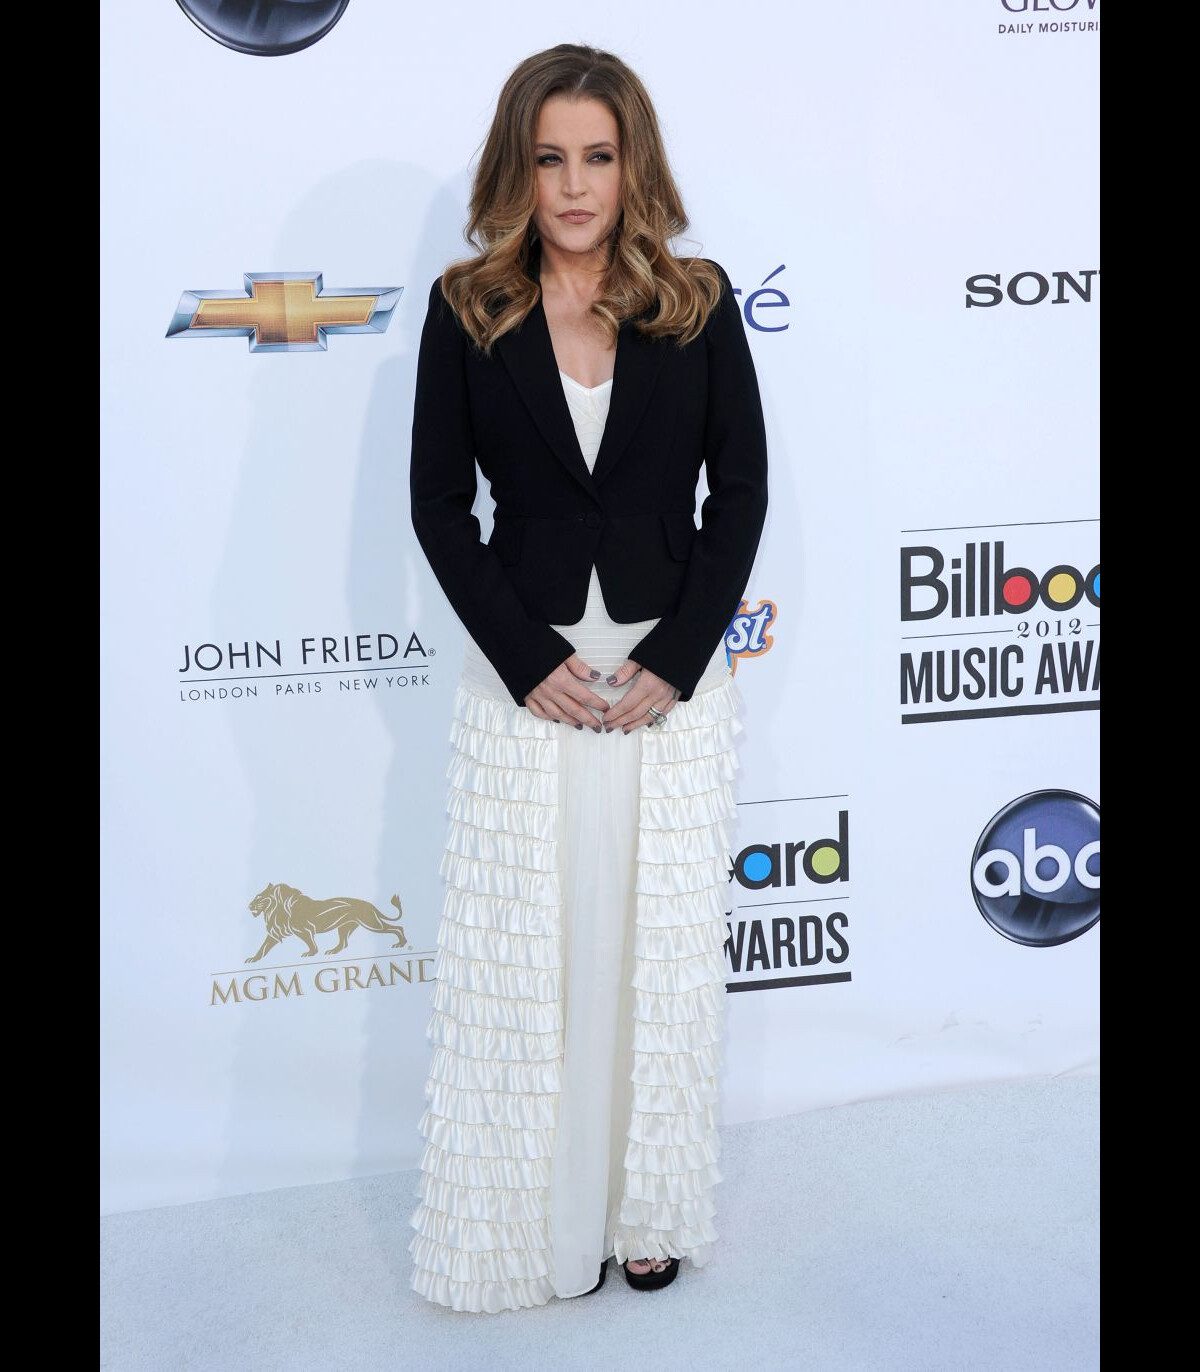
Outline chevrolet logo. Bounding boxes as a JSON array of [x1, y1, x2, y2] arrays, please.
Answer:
[[166, 273, 402, 353]]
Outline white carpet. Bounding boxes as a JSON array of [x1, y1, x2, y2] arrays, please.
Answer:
[[100, 1076, 1099, 1372]]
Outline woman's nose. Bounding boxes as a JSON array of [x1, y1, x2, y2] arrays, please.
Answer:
[[562, 158, 586, 195]]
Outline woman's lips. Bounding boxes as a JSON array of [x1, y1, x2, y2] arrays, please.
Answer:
[[558, 211, 595, 223]]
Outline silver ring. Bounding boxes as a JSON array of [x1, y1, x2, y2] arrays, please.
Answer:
[[646, 705, 667, 727]]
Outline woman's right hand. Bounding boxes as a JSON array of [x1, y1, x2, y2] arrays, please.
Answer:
[[524, 654, 611, 731]]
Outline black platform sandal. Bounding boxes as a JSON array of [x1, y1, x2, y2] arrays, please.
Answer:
[[582, 1260, 609, 1296], [622, 1256, 680, 1291]]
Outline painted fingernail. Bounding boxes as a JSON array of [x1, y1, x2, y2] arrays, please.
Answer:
[[604, 725, 613, 733], [606, 674, 618, 684], [592, 724, 602, 733], [589, 670, 601, 679], [575, 723, 583, 730]]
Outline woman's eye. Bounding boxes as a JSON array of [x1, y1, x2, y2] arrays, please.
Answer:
[[535, 152, 615, 166]]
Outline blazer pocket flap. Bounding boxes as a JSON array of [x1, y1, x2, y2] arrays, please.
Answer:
[[661, 510, 697, 561], [489, 519, 525, 566]]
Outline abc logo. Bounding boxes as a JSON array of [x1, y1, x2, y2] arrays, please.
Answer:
[[970, 790, 1099, 947]]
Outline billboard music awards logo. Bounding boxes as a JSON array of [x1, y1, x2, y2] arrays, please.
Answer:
[[177, 632, 435, 704], [996, 0, 1099, 35], [210, 882, 435, 1007], [176, 1, 350, 56], [724, 596, 778, 676], [971, 791, 1099, 946], [725, 799, 852, 993], [166, 274, 401, 353], [899, 519, 1099, 724]]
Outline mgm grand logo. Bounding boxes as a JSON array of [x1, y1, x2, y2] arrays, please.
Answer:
[[210, 883, 434, 1006]]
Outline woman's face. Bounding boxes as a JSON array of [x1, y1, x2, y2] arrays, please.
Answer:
[[531, 95, 622, 264]]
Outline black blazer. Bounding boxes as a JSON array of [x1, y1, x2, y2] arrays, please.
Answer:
[[409, 243, 769, 707]]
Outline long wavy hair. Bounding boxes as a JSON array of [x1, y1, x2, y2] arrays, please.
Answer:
[[440, 44, 724, 353]]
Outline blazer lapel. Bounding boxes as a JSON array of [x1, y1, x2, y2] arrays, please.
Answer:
[[589, 315, 668, 488], [494, 291, 599, 502]]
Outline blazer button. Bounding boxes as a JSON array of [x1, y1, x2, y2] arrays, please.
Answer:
[[584, 512, 602, 528]]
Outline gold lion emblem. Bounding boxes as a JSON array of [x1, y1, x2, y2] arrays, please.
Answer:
[[246, 883, 407, 964]]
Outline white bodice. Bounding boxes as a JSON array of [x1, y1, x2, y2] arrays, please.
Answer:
[[557, 369, 613, 471]]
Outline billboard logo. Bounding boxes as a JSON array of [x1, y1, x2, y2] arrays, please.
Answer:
[[971, 791, 1100, 946], [901, 542, 1100, 620], [898, 522, 1100, 725], [726, 802, 853, 993], [167, 274, 401, 353], [176, 1, 350, 57]]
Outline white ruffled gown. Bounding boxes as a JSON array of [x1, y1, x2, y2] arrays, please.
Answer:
[[410, 368, 746, 1313]]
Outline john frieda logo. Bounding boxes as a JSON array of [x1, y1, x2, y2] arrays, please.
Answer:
[[899, 518, 1099, 724], [166, 274, 401, 353], [210, 882, 435, 1006], [177, 1, 350, 57], [177, 629, 434, 703], [725, 800, 852, 992], [971, 791, 1099, 946]]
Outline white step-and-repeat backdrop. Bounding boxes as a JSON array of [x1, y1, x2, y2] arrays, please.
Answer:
[[100, 1, 1099, 1213]]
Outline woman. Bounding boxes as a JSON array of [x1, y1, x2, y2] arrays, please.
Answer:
[[408, 43, 768, 1313]]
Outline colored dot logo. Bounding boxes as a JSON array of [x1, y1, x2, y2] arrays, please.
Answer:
[[1046, 572, 1076, 603], [999, 562, 1100, 614], [1003, 575, 1033, 608], [807, 844, 841, 879], [741, 850, 773, 884], [970, 790, 1100, 947]]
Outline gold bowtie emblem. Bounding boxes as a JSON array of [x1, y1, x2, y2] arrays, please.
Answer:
[[167, 273, 402, 352]]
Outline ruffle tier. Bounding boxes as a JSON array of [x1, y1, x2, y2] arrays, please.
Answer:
[[612, 675, 742, 1268], [410, 670, 745, 1312]]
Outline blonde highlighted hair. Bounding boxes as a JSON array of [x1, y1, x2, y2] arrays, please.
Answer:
[[440, 43, 724, 353]]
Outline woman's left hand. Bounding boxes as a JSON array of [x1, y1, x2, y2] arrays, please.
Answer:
[[602, 659, 681, 733]]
